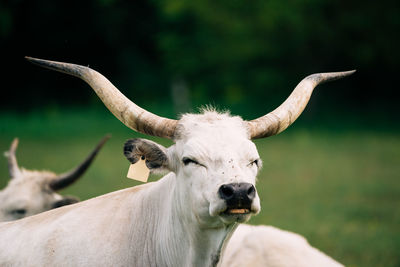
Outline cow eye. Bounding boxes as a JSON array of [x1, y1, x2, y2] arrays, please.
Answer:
[[10, 209, 26, 216], [249, 159, 260, 167], [182, 157, 199, 166]]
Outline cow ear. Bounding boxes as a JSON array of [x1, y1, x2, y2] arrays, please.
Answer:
[[124, 138, 169, 173], [51, 196, 79, 209]]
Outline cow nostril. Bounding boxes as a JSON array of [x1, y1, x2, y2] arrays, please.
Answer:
[[219, 184, 234, 199], [221, 185, 234, 197], [247, 185, 255, 199]]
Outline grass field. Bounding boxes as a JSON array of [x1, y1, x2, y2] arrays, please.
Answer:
[[0, 110, 399, 267]]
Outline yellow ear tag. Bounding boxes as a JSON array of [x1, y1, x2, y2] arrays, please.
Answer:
[[127, 157, 150, 182]]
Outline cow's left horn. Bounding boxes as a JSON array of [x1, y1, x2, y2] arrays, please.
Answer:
[[49, 135, 110, 191], [4, 138, 22, 179], [247, 70, 355, 139], [26, 57, 178, 139]]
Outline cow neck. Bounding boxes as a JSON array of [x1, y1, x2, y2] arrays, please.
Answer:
[[144, 173, 236, 267]]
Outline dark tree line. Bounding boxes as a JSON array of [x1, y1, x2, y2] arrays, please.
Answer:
[[1, 0, 398, 126]]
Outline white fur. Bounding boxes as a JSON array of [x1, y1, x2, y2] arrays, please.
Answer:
[[0, 111, 262, 267], [220, 224, 344, 267]]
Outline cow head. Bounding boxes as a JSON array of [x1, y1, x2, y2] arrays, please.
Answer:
[[123, 111, 262, 226], [0, 136, 109, 221], [26, 57, 354, 227]]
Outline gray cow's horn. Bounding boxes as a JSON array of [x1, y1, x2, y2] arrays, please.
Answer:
[[247, 70, 356, 139], [49, 135, 110, 191], [4, 138, 22, 179], [25, 57, 178, 139]]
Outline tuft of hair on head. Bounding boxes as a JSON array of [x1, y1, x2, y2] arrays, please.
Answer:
[[199, 104, 230, 116], [178, 105, 231, 120]]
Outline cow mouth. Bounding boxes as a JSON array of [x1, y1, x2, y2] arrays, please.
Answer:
[[223, 208, 250, 215], [219, 207, 252, 224]]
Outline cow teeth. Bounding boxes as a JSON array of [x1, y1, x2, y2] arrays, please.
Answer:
[[226, 209, 249, 214]]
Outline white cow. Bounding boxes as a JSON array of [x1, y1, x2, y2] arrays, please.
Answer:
[[221, 224, 344, 267], [0, 136, 109, 222], [0, 57, 353, 266], [2, 143, 343, 266], [3, 142, 342, 265]]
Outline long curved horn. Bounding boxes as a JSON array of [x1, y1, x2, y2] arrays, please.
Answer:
[[25, 57, 177, 139], [247, 70, 356, 139], [49, 135, 110, 191], [4, 138, 22, 179]]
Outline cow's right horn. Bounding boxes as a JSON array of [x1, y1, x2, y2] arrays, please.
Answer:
[[25, 57, 178, 139], [247, 70, 356, 139]]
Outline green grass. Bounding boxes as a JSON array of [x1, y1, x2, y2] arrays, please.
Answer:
[[0, 110, 399, 267]]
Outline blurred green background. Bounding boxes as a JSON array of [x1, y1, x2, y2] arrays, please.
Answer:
[[0, 0, 399, 266]]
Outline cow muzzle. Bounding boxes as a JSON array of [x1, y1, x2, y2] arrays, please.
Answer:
[[218, 182, 256, 215]]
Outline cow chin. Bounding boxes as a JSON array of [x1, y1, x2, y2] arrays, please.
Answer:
[[219, 212, 252, 224]]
